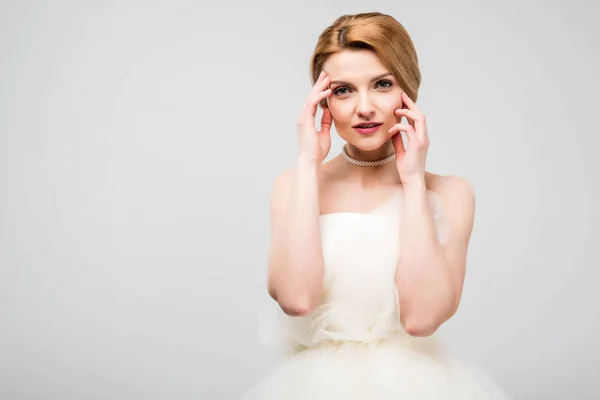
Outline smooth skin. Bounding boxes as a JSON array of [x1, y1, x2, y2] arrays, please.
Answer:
[[267, 49, 475, 336]]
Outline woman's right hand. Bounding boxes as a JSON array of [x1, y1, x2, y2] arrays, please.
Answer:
[[296, 71, 333, 165]]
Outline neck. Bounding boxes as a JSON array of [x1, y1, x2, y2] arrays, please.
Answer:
[[337, 141, 401, 186], [344, 141, 396, 161]]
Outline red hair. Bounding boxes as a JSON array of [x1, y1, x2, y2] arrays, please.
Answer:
[[310, 12, 421, 108]]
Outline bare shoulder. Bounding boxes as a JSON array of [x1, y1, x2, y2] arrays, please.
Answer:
[[427, 173, 475, 204], [427, 173, 476, 237]]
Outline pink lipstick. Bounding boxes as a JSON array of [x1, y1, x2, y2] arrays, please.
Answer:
[[353, 122, 383, 135]]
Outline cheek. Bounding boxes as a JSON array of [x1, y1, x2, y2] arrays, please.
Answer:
[[382, 91, 403, 109], [328, 101, 353, 124], [380, 95, 403, 121]]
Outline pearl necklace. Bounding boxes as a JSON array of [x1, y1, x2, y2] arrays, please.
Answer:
[[341, 144, 396, 167]]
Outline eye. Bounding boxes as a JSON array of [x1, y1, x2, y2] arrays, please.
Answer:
[[333, 86, 350, 96], [332, 80, 393, 96], [376, 80, 393, 89]]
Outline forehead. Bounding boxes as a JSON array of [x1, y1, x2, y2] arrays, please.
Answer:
[[323, 49, 388, 80]]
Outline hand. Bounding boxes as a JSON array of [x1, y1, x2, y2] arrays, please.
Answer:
[[296, 71, 333, 164], [388, 91, 429, 186]]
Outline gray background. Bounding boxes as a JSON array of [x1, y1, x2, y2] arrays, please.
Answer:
[[1, 0, 598, 399]]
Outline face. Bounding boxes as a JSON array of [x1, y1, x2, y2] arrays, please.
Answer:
[[322, 49, 404, 151]]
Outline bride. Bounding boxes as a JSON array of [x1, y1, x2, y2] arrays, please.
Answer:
[[240, 11, 513, 399]]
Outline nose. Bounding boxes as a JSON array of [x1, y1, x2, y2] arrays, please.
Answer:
[[356, 92, 375, 119]]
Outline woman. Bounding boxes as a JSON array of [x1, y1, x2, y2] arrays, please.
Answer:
[[240, 12, 513, 399]]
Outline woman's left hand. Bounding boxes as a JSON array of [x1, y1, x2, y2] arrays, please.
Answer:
[[388, 91, 429, 187]]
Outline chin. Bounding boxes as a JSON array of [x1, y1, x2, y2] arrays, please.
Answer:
[[344, 134, 390, 151]]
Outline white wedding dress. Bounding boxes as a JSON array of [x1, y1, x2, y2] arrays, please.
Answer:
[[240, 188, 513, 399]]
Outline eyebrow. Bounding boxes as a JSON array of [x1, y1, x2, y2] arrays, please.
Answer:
[[329, 72, 394, 86]]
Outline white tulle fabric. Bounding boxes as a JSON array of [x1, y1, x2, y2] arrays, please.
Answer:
[[241, 188, 513, 400]]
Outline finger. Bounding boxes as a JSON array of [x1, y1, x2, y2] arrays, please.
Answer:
[[305, 72, 327, 107], [394, 108, 418, 128], [319, 107, 333, 136], [401, 91, 419, 111], [305, 88, 332, 119], [313, 70, 325, 86], [395, 107, 427, 143], [391, 132, 406, 156], [299, 72, 331, 124], [394, 108, 420, 128], [312, 71, 330, 95], [389, 123, 421, 151], [400, 92, 425, 128], [316, 70, 325, 82], [388, 123, 414, 139]]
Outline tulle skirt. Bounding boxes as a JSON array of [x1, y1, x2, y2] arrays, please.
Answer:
[[239, 335, 513, 400]]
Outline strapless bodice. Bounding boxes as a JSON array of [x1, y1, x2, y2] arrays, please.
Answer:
[[259, 189, 448, 354]]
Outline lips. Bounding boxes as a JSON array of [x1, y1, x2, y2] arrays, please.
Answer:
[[353, 122, 382, 128], [353, 123, 383, 135]]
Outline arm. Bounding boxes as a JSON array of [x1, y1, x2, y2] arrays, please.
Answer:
[[395, 176, 475, 336], [266, 157, 325, 317]]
